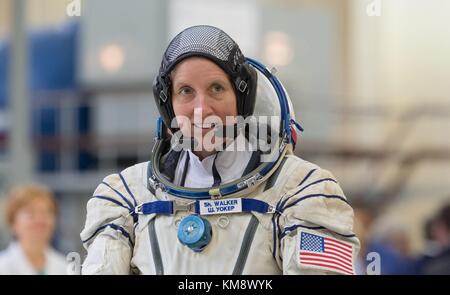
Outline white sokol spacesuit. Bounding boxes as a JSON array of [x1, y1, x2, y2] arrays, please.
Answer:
[[80, 25, 360, 275]]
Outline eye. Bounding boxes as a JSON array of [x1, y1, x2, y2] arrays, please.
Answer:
[[211, 83, 224, 93], [178, 86, 193, 95]]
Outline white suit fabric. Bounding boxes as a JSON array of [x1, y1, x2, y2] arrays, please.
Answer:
[[80, 147, 360, 275], [174, 141, 253, 188], [0, 242, 67, 275]]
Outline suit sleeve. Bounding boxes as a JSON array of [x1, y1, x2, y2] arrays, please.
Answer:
[[273, 167, 360, 275], [80, 173, 137, 275]]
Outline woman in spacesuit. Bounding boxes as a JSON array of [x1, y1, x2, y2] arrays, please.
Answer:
[[81, 25, 360, 275]]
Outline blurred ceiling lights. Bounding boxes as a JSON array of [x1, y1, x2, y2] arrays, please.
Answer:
[[99, 44, 125, 73], [263, 31, 294, 67]]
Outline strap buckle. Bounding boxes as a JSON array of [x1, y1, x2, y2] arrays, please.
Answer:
[[237, 80, 247, 92], [267, 205, 280, 214], [237, 173, 262, 189], [209, 187, 223, 199], [159, 90, 168, 102], [172, 200, 196, 214], [148, 175, 166, 192], [134, 203, 144, 215]]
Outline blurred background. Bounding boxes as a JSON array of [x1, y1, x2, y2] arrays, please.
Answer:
[[0, 0, 449, 274]]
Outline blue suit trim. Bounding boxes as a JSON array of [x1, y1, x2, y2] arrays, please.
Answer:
[[119, 172, 137, 207], [279, 223, 356, 240], [93, 195, 130, 211], [101, 181, 134, 210], [279, 177, 338, 210], [82, 223, 133, 246], [282, 193, 348, 212]]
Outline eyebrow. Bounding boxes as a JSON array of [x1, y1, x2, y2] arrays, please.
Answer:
[[209, 79, 227, 86], [172, 78, 229, 89]]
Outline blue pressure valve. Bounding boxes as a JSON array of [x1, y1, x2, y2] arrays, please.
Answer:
[[177, 214, 212, 252]]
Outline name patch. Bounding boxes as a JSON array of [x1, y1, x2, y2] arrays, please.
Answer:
[[199, 198, 242, 215]]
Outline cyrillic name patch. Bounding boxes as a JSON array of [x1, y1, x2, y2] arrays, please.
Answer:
[[199, 198, 242, 215]]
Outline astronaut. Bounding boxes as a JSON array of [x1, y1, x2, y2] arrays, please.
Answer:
[[80, 25, 360, 275]]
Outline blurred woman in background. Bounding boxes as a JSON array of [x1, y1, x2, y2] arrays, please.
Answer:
[[0, 184, 66, 275]]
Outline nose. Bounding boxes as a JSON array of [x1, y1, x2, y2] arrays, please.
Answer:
[[194, 92, 214, 117]]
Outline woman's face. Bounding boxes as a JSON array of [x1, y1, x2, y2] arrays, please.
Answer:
[[171, 57, 238, 158], [12, 198, 56, 246]]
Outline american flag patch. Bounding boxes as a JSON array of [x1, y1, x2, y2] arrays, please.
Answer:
[[298, 231, 354, 275]]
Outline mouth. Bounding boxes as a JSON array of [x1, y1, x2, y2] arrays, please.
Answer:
[[194, 123, 217, 129]]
